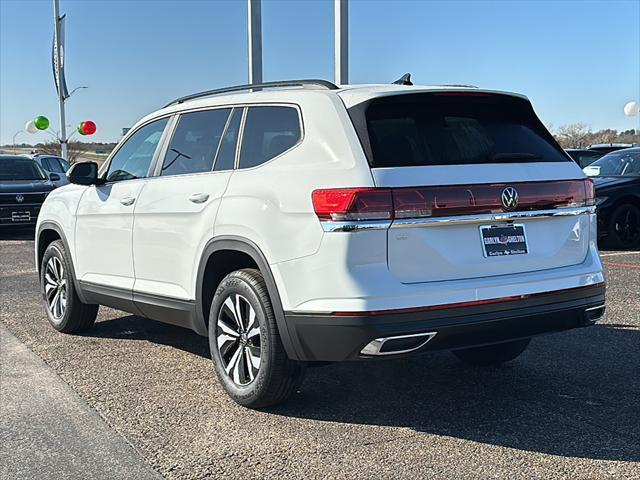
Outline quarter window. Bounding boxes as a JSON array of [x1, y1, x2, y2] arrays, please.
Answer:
[[239, 106, 301, 169], [106, 118, 168, 182], [161, 109, 231, 176]]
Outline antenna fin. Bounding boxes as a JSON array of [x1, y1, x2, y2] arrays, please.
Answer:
[[392, 73, 413, 86]]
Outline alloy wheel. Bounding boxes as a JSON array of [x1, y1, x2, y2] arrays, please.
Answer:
[[216, 294, 262, 386], [613, 205, 640, 247], [44, 256, 67, 321]]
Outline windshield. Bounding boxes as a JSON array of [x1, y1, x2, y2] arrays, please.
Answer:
[[0, 157, 47, 181], [355, 93, 569, 168], [583, 149, 640, 177]]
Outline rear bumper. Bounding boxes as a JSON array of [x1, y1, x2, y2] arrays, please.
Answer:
[[284, 284, 605, 362]]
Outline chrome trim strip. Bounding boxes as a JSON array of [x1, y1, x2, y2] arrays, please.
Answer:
[[585, 304, 606, 313], [391, 206, 596, 228], [360, 332, 437, 356], [321, 220, 392, 232]]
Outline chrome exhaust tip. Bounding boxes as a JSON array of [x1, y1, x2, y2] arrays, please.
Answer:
[[584, 304, 606, 324], [360, 332, 437, 356]]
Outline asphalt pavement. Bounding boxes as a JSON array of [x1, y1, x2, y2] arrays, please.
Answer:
[[1, 228, 639, 479]]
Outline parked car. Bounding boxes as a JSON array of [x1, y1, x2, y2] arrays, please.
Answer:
[[583, 147, 640, 249], [587, 143, 635, 154], [0, 155, 56, 227], [35, 80, 605, 408], [33, 154, 71, 187], [565, 148, 605, 168]]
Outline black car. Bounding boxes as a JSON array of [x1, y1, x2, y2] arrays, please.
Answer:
[[565, 148, 605, 168], [0, 155, 57, 227], [587, 143, 635, 154], [583, 148, 640, 249]]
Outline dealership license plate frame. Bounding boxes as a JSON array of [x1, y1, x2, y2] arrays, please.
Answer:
[[11, 211, 31, 223], [479, 223, 528, 257]]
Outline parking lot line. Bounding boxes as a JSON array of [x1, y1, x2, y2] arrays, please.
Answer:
[[602, 261, 640, 269]]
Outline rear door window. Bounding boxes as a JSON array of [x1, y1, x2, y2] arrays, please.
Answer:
[[239, 106, 301, 169], [359, 93, 568, 168], [161, 108, 231, 176]]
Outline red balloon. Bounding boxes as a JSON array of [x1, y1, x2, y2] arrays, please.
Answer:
[[82, 121, 97, 135]]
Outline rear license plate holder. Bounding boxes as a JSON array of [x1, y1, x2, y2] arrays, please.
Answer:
[[479, 223, 528, 257]]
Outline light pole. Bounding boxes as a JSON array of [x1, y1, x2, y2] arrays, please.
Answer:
[[334, 0, 349, 85], [12, 130, 24, 149], [53, 0, 67, 160], [247, 0, 263, 85]]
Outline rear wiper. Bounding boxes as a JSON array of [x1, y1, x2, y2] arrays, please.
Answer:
[[490, 153, 544, 162]]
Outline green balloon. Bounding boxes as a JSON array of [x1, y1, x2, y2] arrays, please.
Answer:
[[77, 123, 87, 135], [34, 116, 49, 130]]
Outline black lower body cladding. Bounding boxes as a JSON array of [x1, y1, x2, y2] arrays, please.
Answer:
[[284, 284, 606, 362]]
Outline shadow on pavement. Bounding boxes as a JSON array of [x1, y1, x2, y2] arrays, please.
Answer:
[[87, 314, 640, 463]]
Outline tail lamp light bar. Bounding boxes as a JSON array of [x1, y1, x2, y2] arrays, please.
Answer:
[[312, 179, 594, 223]]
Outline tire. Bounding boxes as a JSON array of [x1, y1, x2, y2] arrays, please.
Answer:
[[606, 203, 640, 250], [452, 339, 531, 366], [208, 268, 306, 408], [40, 240, 99, 333]]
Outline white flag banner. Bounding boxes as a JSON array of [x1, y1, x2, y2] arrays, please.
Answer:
[[52, 14, 69, 99]]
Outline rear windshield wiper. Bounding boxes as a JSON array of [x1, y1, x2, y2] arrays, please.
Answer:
[[490, 153, 544, 162]]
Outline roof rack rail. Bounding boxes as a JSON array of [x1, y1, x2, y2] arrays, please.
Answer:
[[164, 79, 339, 108]]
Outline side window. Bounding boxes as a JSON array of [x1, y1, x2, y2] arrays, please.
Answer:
[[50, 158, 66, 173], [41, 158, 53, 172], [60, 158, 71, 171], [42, 157, 63, 173], [106, 118, 168, 182], [161, 108, 231, 176], [213, 108, 242, 171], [239, 106, 301, 169]]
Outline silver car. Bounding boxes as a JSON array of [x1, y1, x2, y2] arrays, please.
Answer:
[[32, 155, 70, 187]]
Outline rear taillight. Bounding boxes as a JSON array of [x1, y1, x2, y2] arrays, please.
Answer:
[[313, 179, 593, 223], [311, 188, 393, 221], [584, 178, 595, 206]]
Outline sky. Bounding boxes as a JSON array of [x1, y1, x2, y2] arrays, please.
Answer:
[[1, 0, 639, 145]]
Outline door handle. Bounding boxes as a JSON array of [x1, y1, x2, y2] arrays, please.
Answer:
[[188, 193, 210, 204], [120, 196, 136, 206]]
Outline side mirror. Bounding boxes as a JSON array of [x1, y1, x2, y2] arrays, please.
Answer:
[[49, 173, 61, 182], [67, 162, 103, 186]]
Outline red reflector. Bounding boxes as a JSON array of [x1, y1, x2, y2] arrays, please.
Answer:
[[312, 188, 393, 221]]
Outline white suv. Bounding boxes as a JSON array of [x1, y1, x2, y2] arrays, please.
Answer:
[[36, 80, 605, 408]]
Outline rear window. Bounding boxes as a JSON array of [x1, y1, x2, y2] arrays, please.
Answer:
[[356, 93, 568, 168]]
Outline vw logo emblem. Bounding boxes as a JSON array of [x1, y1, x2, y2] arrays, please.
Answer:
[[15, 194, 25, 203], [501, 187, 518, 211]]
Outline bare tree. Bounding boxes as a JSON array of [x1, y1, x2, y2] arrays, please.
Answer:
[[33, 141, 89, 164], [556, 123, 592, 148]]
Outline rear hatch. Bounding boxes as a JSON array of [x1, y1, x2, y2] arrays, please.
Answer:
[[349, 91, 593, 283]]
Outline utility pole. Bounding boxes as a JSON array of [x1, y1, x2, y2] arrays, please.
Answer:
[[247, 0, 263, 85], [334, 0, 348, 85], [53, 0, 67, 160]]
